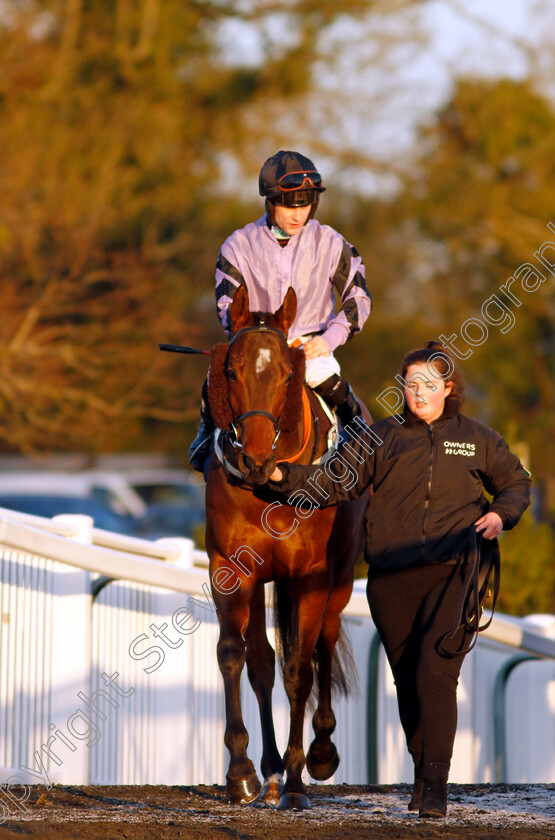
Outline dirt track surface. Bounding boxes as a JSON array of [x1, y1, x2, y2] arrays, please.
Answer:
[[1, 784, 554, 840]]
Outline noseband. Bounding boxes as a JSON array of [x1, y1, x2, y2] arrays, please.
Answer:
[[227, 322, 288, 451]]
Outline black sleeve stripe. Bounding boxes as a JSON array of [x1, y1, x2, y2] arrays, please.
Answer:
[[331, 242, 351, 297], [216, 252, 246, 288], [343, 298, 360, 337], [343, 270, 371, 300], [216, 277, 242, 303]]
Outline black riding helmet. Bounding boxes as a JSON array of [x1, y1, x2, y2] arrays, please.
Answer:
[[259, 150, 325, 224]]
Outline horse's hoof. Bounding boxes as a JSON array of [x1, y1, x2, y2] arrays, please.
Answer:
[[226, 773, 261, 804], [277, 792, 311, 811], [259, 773, 284, 805], [306, 741, 340, 781]]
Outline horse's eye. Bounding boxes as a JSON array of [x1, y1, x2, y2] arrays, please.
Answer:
[[226, 369, 237, 383], [285, 371, 293, 383]]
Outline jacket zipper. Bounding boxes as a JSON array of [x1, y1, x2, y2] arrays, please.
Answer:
[[421, 423, 435, 556]]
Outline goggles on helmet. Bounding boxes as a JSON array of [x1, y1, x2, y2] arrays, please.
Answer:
[[271, 189, 319, 207], [278, 170, 323, 192]]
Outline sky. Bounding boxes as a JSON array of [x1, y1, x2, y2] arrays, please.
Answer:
[[215, 0, 550, 196], [421, 0, 541, 99], [211, 0, 553, 199], [339, 0, 550, 193], [359, 0, 544, 164]]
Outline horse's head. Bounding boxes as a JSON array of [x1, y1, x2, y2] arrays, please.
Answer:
[[209, 286, 303, 485]]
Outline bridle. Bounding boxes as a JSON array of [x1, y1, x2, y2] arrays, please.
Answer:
[[226, 322, 288, 451]]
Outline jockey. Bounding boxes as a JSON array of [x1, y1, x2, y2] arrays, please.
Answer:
[[188, 149, 372, 474]]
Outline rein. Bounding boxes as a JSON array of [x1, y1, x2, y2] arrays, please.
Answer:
[[219, 385, 317, 479], [277, 387, 312, 464]]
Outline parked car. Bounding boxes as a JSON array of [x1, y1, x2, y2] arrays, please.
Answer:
[[0, 494, 139, 535], [0, 472, 143, 517], [83, 468, 206, 539], [0, 468, 206, 541], [133, 500, 206, 541], [87, 468, 205, 508]]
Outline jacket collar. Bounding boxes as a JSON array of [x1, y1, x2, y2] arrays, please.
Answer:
[[402, 399, 460, 428]]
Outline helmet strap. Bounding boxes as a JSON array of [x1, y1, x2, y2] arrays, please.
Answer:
[[307, 197, 319, 221], [265, 198, 275, 226]]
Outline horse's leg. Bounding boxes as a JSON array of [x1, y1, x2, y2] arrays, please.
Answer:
[[245, 583, 285, 805], [278, 585, 328, 811], [215, 581, 261, 804], [306, 500, 366, 780], [306, 608, 342, 780]]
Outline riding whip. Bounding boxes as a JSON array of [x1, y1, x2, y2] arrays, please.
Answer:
[[159, 343, 211, 356]]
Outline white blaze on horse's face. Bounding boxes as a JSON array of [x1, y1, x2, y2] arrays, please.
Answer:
[[255, 348, 272, 376]]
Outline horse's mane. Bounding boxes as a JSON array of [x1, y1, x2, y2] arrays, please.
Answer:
[[208, 339, 305, 433], [281, 345, 305, 432]]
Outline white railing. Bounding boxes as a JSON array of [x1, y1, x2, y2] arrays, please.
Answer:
[[0, 505, 554, 788]]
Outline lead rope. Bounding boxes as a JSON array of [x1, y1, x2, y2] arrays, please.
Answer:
[[440, 525, 501, 657]]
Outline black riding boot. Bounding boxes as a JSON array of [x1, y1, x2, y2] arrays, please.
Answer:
[[313, 374, 363, 426], [419, 762, 448, 819], [419, 780, 447, 818], [188, 378, 215, 474], [408, 765, 425, 812]]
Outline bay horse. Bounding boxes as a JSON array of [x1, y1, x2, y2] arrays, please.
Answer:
[[205, 285, 370, 810]]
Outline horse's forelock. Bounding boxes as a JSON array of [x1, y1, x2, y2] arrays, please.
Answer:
[[208, 342, 233, 429], [230, 310, 268, 335], [208, 338, 305, 434]]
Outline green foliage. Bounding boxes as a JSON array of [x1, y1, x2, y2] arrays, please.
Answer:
[[497, 509, 555, 616], [0, 0, 412, 453], [338, 78, 555, 521], [0, 4, 552, 615], [327, 78, 555, 614]]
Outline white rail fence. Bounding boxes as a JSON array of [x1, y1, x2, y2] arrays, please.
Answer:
[[0, 506, 554, 787]]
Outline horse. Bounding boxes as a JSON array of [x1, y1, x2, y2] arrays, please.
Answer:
[[205, 284, 370, 810]]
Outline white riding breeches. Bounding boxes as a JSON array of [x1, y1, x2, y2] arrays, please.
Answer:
[[304, 352, 341, 388]]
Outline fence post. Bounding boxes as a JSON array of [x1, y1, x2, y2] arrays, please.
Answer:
[[48, 515, 94, 784], [156, 537, 195, 568], [493, 653, 539, 782], [366, 631, 382, 783]]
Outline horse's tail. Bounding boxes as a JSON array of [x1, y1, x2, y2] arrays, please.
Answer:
[[273, 583, 357, 699], [322, 622, 357, 698], [273, 582, 294, 672]]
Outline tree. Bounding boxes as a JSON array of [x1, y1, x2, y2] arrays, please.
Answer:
[[497, 510, 555, 616], [331, 77, 555, 613], [0, 0, 429, 453], [366, 78, 555, 519]]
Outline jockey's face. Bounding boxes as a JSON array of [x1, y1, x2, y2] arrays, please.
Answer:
[[273, 203, 312, 236]]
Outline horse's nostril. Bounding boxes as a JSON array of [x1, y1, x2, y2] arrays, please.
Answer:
[[238, 453, 254, 475], [262, 457, 277, 479]]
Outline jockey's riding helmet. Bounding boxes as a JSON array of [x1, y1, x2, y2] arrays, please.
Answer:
[[259, 151, 325, 213]]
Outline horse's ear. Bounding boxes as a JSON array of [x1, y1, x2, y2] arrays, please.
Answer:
[[275, 287, 297, 334], [230, 285, 251, 334]]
